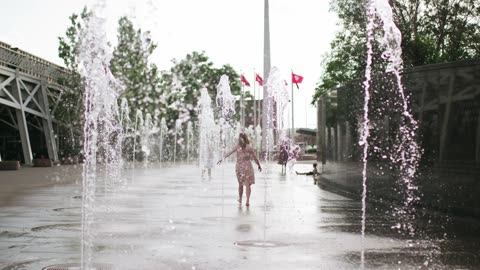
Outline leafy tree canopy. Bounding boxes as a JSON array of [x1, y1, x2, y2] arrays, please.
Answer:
[[314, 0, 480, 102]]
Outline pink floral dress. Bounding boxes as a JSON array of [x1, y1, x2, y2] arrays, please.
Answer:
[[225, 144, 260, 186]]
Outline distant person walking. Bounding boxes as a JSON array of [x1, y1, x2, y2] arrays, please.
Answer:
[[278, 139, 289, 175], [218, 133, 261, 207]]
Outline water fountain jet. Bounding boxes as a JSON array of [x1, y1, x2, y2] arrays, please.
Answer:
[[359, 0, 422, 267], [216, 75, 235, 217], [77, 1, 123, 267]]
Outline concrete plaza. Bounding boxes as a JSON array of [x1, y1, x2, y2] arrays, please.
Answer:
[[0, 162, 479, 269]]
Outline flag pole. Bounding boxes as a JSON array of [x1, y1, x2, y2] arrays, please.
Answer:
[[253, 70, 257, 127], [253, 70, 257, 151], [240, 77, 244, 128], [291, 70, 295, 142]]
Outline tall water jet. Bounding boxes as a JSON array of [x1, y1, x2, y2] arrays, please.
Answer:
[[119, 98, 131, 134], [173, 120, 182, 165], [159, 118, 167, 164], [374, 0, 421, 236], [119, 98, 132, 163], [360, 4, 375, 266], [198, 88, 218, 179], [360, 0, 422, 267], [186, 121, 194, 162], [255, 124, 262, 157], [143, 113, 153, 162], [77, 1, 123, 268], [269, 67, 290, 145], [234, 121, 242, 146], [133, 110, 144, 162], [261, 66, 288, 242], [216, 75, 235, 215]]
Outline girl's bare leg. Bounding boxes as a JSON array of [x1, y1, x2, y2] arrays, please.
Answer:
[[246, 184, 251, 206], [238, 184, 243, 204]]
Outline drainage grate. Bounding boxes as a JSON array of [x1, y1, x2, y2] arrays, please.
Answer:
[[42, 263, 112, 270]]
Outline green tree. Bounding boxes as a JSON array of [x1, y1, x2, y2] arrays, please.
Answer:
[[313, 0, 369, 101], [160, 51, 243, 128], [58, 7, 90, 70], [56, 7, 91, 158], [422, 0, 480, 62], [110, 16, 160, 117], [314, 0, 480, 102]]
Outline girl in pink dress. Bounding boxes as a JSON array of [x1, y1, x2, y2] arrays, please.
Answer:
[[218, 133, 262, 207]]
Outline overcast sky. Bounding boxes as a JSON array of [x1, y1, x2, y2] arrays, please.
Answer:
[[0, 0, 338, 129]]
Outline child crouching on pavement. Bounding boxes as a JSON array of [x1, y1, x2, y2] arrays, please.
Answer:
[[296, 163, 320, 184]]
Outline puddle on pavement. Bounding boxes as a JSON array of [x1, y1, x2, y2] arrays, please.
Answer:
[[31, 223, 80, 232], [0, 231, 29, 238], [234, 240, 290, 248]]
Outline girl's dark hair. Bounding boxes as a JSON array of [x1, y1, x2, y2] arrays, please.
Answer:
[[239, 133, 250, 149]]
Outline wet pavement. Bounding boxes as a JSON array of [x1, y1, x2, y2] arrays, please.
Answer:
[[0, 162, 479, 269]]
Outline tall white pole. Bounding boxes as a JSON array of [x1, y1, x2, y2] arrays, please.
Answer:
[[262, 0, 271, 153]]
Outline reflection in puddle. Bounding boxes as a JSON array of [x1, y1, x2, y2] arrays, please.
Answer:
[[234, 240, 289, 248]]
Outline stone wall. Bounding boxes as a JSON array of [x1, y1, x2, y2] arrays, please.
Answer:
[[317, 60, 480, 217]]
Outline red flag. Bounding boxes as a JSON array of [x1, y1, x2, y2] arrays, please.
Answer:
[[241, 75, 250, 87], [292, 72, 304, 89], [255, 74, 263, 86]]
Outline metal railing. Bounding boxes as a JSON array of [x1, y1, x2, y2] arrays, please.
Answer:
[[0, 41, 69, 83]]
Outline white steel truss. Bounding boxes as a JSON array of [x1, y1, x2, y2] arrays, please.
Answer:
[[0, 41, 69, 165]]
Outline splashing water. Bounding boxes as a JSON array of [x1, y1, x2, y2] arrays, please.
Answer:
[[120, 98, 131, 133], [267, 67, 290, 143], [186, 121, 194, 162], [374, 0, 421, 237], [77, 1, 123, 268], [133, 110, 144, 163], [198, 88, 219, 178], [261, 66, 290, 242], [216, 75, 235, 216], [143, 113, 153, 162], [360, 0, 422, 267], [360, 2, 375, 267], [173, 120, 182, 165], [254, 124, 262, 156], [159, 118, 167, 163], [216, 75, 236, 120]]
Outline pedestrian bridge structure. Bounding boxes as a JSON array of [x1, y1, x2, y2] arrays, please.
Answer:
[[0, 41, 69, 165]]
